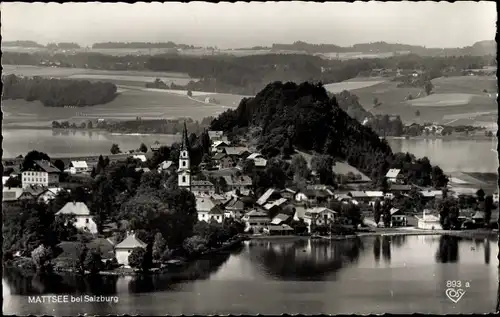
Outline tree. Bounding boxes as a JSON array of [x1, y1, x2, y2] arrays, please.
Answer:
[[484, 195, 493, 226], [128, 247, 148, 271], [311, 154, 335, 185], [84, 248, 102, 275], [242, 159, 256, 176], [424, 81, 434, 95], [73, 240, 88, 275], [22, 150, 50, 171], [187, 90, 193, 97], [476, 189, 485, 202], [290, 154, 310, 179], [373, 199, 382, 226], [182, 235, 208, 256], [415, 110, 420, 117], [31, 244, 53, 273], [110, 143, 121, 155], [152, 232, 167, 261], [87, 121, 93, 129], [54, 159, 65, 172], [4, 176, 21, 188], [382, 199, 392, 228], [139, 143, 148, 153]]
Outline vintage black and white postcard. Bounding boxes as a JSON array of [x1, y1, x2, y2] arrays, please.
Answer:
[[1, 1, 498, 316]]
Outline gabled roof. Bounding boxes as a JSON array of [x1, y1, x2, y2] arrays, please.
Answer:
[[56, 202, 91, 216], [115, 233, 147, 249], [419, 190, 443, 198], [212, 141, 229, 148], [192, 180, 214, 187], [212, 152, 227, 160], [386, 169, 401, 178], [158, 160, 174, 170], [223, 175, 253, 186], [247, 153, 263, 160], [27, 160, 61, 173], [364, 191, 384, 198], [244, 209, 268, 217], [224, 197, 245, 210], [224, 147, 250, 156], [196, 197, 216, 212], [305, 207, 337, 215], [257, 188, 276, 206], [349, 191, 368, 198], [270, 213, 290, 225], [23, 185, 47, 196], [268, 224, 294, 231], [70, 161, 88, 168], [293, 205, 307, 220], [390, 184, 412, 191], [390, 208, 402, 215], [472, 211, 485, 219]]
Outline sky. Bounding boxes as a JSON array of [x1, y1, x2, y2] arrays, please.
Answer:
[[1, 2, 496, 49]]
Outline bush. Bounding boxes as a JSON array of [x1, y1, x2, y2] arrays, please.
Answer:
[[128, 247, 148, 271], [182, 235, 208, 256], [31, 245, 54, 273]]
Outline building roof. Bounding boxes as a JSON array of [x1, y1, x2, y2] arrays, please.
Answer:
[[2, 188, 23, 202], [70, 161, 88, 168], [364, 191, 384, 198], [212, 141, 229, 148], [209, 206, 224, 215], [28, 160, 61, 173], [192, 180, 214, 187], [419, 190, 443, 198], [224, 147, 250, 156], [196, 197, 216, 212], [349, 191, 368, 198], [56, 202, 91, 216], [257, 188, 276, 206], [268, 224, 294, 231], [224, 197, 245, 210], [135, 167, 151, 173], [158, 160, 174, 170], [115, 233, 147, 249], [270, 213, 290, 225], [247, 153, 263, 160], [472, 211, 485, 219], [386, 169, 401, 178], [390, 208, 402, 215], [264, 198, 288, 211], [245, 209, 268, 217], [212, 152, 227, 160], [390, 184, 412, 191], [132, 155, 147, 162], [223, 175, 253, 186], [305, 207, 337, 215], [253, 157, 267, 167], [23, 185, 47, 196]]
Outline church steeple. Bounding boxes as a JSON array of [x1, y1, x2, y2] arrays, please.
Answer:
[[178, 121, 191, 190]]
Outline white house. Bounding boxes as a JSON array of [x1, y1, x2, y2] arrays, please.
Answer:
[[241, 209, 270, 232], [303, 207, 337, 233], [132, 155, 147, 163], [114, 232, 148, 267], [196, 197, 224, 223], [385, 169, 401, 183], [157, 160, 174, 173], [22, 160, 61, 189], [68, 161, 89, 174], [55, 202, 98, 234], [416, 210, 442, 230]]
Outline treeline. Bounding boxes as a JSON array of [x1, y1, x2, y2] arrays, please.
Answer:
[[47, 42, 81, 49], [210, 81, 448, 187], [92, 41, 197, 49], [365, 115, 405, 137], [105, 117, 213, 135], [3, 51, 494, 95], [271, 40, 496, 56], [2, 74, 117, 107], [3, 40, 45, 48]]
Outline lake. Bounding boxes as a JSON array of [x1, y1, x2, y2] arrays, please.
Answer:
[[2, 129, 497, 173], [3, 235, 498, 315]]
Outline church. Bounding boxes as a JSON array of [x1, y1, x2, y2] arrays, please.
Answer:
[[178, 122, 191, 190]]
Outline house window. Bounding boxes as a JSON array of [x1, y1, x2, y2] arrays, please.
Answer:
[[86, 218, 89, 223], [182, 176, 186, 183], [182, 161, 186, 167]]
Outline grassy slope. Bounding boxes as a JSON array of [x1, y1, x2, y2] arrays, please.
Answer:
[[350, 75, 497, 125]]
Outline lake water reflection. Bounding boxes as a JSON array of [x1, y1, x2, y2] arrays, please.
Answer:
[[3, 235, 498, 315]]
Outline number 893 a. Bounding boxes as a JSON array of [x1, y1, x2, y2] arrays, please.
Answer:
[[447, 280, 469, 288]]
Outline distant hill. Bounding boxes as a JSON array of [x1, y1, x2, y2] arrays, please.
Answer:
[[92, 42, 198, 50], [2, 40, 45, 48], [270, 40, 495, 56]]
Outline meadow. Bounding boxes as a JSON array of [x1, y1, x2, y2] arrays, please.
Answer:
[[348, 75, 497, 125], [324, 78, 386, 94]]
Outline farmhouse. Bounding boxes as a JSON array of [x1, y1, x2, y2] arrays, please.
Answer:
[[114, 232, 147, 267], [191, 180, 215, 195], [390, 208, 408, 227], [241, 209, 270, 232], [196, 197, 224, 223], [385, 169, 402, 183], [211, 141, 229, 153], [223, 175, 253, 192], [303, 207, 337, 233], [38, 187, 65, 204], [22, 160, 61, 189], [68, 161, 89, 174], [56, 202, 98, 234]]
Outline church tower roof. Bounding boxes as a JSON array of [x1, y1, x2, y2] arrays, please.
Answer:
[[181, 121, 189, 150]]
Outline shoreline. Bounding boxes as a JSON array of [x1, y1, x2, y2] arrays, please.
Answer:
[[384, 135, 495, 141]]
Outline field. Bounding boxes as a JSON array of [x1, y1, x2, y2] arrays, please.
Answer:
[[2, 86, 245, 127], [324, 78, 387, 94], [348, 75, 497, 125], [2, 65, 193, 87]]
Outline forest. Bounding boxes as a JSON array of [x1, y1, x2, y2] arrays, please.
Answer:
[[210, 81, 448, 187], [2, 74, 118, 107]]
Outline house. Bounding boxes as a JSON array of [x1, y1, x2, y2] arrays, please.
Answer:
[[132, 155, 147, 163], [223, 196, 246, 219], [245, 153, 268, 169], [208, 130, 224, 142], [347, 191, 370, 203], [114, 232, 147, 267], [211, 141, 229, 153], [279, 188, 297, 200], [241, 209, 270, 232], [150, 142, 163, 152], [295, 186, 335, 205], [223, 175, 253, 192], [265, 224, 294, 236], [2, 188, 23, 203], [223, 147, 251, 160], [416, 210, 442, 230], [135, 167, 151, 173], [157, 160, 175, 174], [419, 190, 443, 202], [219, 155, 234, 170], [390, 184, 412, 194], [55, 202, 98, 234], [68, 161, 89, 174], [38, 187, 65, 204], [191, 180, 215, 195], [263, 198, 288, 213], [472, 211, 486, 225], [22, 160, 61, 189], [256, 188, 285, 206], [21, 185, 47, 201], [270, 213, 291, 225], [385, 169, 402, 183], [303, 207, 337, 233], [196, 197, 224, 223], [390, 208, 408, 227]]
